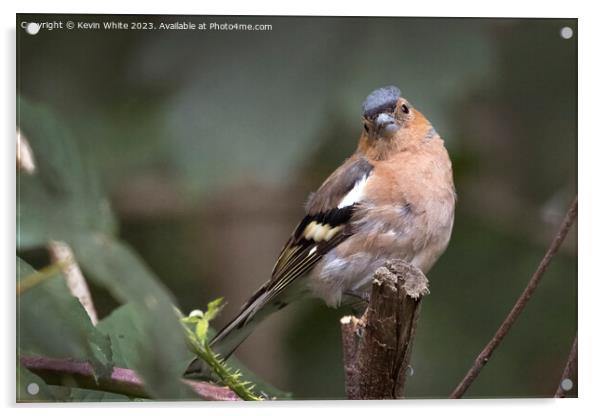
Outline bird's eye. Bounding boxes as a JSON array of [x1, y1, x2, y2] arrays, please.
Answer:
[[364, 124, 369, 133], [401, 104, 410, 114]]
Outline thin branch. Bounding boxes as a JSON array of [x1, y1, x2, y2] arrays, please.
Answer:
[[20, 355, 241, 401], [48, 241, 98, 325], [179, 304, 265, 401], [17, 261, 65, 295], [555, 335, 578, 398], [341, 260, 429, 399], [450, 196, 577, 398]]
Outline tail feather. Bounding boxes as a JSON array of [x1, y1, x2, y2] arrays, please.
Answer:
[[209, 290, 273, 359], [185, 281, 302, 376]]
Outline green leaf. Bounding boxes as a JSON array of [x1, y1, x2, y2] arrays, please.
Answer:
[[98, 303, 196, 373], [97, 301, 197, 400], [96, 304, 139, 369], [17, 97, 198, 400], [17, 363, 56, 403], [195, 320, 209, 341], [17, 96, 116, 249], [204, 297, 224, 321], [181, 298, 222, 343], [17, 257, 113, 379]]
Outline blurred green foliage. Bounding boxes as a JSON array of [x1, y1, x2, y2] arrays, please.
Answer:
[[17, 257, 113, 378], [17, 98, 199, 400], [17, 15, 576, 400]]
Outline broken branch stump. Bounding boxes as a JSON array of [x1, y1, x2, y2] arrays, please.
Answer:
[[340, 260, 429, 399]]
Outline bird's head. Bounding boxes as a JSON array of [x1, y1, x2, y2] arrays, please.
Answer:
[[357, 85, 435, 160]]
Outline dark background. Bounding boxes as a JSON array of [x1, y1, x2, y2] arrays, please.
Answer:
[[17, 15, 577, 399]]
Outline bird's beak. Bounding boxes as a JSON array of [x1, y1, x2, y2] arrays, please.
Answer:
[[375, 113, 399, 138]]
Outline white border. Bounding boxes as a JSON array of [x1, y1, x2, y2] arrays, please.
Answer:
[[3, 1, 601, 415], [6, 0, 584, 17]]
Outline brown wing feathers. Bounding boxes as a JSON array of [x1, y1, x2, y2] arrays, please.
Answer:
[[270, 156, 374, 286], [207, 156, 373, 357]]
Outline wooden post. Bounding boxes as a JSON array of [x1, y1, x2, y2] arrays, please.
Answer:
[[340, 260, 429, 399]]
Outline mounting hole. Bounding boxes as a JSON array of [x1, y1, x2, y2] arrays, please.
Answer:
[[25, 22, 40, 35], [561, 378, 574, 391], [26, 382, 40, 395], [560, 26, 573, 40]]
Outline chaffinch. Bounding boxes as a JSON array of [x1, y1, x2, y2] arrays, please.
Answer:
[[197, 86, 455, 363]]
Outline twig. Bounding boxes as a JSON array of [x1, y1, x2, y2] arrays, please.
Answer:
[[20, 355, 240, 401], [554, 335, 578, 398], [450, 196, 577, 399], [48, 241, 98, 325], [179, 303, 264, 401], [17, 261, 65, 295], [340, 260, 429, 399]]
